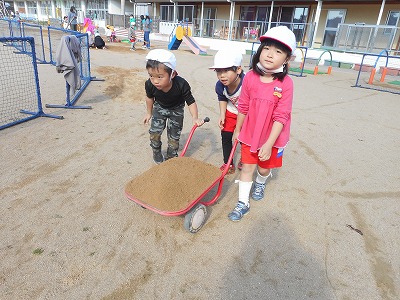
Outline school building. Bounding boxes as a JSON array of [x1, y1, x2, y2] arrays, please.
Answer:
[[8, 0, 400, 54]]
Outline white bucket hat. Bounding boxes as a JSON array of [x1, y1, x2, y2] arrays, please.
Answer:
[[209, 49, 243, 69], [259, 26, 297, 54], [146, 49, 177, 71]]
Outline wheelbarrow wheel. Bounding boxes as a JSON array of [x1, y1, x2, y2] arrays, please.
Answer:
[[184, 204, 207, 233]]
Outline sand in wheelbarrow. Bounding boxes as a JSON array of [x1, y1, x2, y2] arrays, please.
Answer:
[[125, 157, 222, 212]]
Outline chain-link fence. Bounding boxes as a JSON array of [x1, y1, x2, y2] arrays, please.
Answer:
[[0, 36, 62, 130]]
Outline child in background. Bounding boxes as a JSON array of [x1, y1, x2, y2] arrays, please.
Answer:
[[105, 25, 112, 42], [209, 49, 244, 175], [143, 15, 151, 49], [67, 6, 77, 31], [128, 23, 136, 51], [143, 49, 205, 164], [94, 32, 106, 49], [228, 26, 296, 221], [63, 16, 69, 29], [129, 14, 135, 25], [110, 27, 117, 42]]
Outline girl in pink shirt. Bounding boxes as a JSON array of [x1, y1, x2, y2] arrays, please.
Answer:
[[228, 26, 296, 221]]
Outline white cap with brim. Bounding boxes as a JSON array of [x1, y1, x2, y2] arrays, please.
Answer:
[[259, 26, 297, 54], [146, 49, 177, 71], [209, 50, 243, 69]]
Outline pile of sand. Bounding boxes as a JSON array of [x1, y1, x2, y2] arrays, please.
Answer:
[[125, 157, 222, 212]]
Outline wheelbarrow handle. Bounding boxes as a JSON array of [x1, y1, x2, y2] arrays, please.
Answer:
[[180, 117, 210, 157]]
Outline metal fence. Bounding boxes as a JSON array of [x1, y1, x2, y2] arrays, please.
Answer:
[[192, 19, 314, 47], [1, 18, 99, 127], [45, 30, 97, 109], [0, 36, 62, 130], [353, 52, 400, 95], [334, 24, 398, 55]]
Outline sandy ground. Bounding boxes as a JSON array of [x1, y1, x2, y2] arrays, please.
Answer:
[[1, 39, 400, 300]]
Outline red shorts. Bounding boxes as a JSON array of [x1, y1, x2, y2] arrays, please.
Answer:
[[241, 143, 283, 169], [223, 110, 237, 133]]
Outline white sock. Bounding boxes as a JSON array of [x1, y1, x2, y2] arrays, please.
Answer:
[[255, 170, 272, 184], [237, 180, 253, 207]]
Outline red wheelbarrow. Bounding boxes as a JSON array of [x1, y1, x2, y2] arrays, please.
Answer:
[[125, 117, 238, 233]]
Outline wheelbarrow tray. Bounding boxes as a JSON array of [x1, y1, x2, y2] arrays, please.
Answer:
[[125, 156, 222, 216]]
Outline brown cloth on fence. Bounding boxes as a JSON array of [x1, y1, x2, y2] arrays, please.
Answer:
[[55, 35, 82, 91], [125, 157, 222, 212]]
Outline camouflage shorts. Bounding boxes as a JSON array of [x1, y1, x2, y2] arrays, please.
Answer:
[[149, 102, 184, 159]]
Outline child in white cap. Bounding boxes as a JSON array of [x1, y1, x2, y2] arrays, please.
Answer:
[[128, 23, 136, 51], [228, 26, 296, 221], [143, 49, 204, 164], [209, 49, 244, 175]]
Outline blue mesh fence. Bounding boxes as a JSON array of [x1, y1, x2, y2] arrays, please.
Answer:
[[46, 30, 95, 109], [0, 36, 63, 130], [1, 18, 97, 110], [22, 23, 46, 63]]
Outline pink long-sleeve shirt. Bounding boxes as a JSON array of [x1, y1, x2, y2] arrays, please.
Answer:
[[237, 70, 293, 152]]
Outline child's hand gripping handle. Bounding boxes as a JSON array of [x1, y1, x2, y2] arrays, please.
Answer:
[[180, 117, 210, 157]]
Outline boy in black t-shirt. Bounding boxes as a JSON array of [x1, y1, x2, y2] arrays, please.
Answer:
[[143, 49, 204, 164]]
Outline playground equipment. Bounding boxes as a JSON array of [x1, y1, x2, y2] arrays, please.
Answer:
[[168, 22, 207, 55], [288, 46, 308, 77], [353, 50, 400, 95], [312, 50, 333, 75], [291, 49, 333, 76]]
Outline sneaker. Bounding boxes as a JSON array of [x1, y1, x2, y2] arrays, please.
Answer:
[[237, 160, 243, 170], [130, 48, 136, 51], [228, 201, 250, 221], [251, 182, 266, 201], [220, 163, 235, 175], [141, 45, 147, 49], [153, 150, 164, 165]]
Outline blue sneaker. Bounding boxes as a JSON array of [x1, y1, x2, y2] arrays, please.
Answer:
[[228, 201, 250, 221], [251, 182, 266, 201]]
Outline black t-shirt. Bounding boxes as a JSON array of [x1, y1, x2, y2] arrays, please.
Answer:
[[145, 75, 195, 109]]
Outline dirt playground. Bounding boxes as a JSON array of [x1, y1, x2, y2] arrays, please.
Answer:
[[1, 40, 400, 300]]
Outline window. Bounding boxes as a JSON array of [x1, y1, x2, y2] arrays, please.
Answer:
[[293, 7, 308, 23], [386, 11, 400, 26], [384, 11, 399, 34], [323, 9, 346, 47], [160, 5, 194, 22], [280, 7, 294, 25], [293, 8, 308, 43], [26, 1, 36, 15], [40, 1, 51, 16], [240, 6, 256, 21], [87, 0, 107, 20], [256, 7, 268, 22]]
